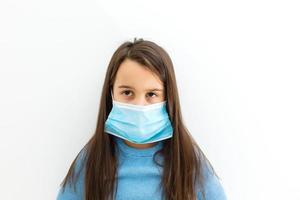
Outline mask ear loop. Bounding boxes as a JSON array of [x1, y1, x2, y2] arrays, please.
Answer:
[[110, 89, 115, 101]]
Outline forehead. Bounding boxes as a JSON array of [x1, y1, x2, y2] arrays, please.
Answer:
[[114, 59, 164, 90]]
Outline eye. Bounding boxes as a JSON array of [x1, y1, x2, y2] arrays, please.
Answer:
[[147, 92, 157, 98], [121, 90, 133, 96]]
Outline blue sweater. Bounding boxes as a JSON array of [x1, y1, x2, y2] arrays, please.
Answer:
[[56, 136, 227, 200]]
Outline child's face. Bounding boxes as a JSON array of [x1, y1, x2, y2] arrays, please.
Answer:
[[112, 58, 165, 105]]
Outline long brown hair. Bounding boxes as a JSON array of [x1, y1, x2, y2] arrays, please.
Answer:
[[59, 38, 217, 200]]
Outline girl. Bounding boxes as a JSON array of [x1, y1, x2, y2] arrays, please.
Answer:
[[56, 38, 227, 200]]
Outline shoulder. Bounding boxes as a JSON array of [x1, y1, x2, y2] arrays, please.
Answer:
[[56, 147, 88, 200], [197, 161, 228, 200]]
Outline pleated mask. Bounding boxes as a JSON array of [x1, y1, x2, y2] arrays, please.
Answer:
[[104, 91, 173, 144]]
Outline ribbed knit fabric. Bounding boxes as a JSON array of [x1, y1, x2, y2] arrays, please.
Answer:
[[56, 136, 227, 200]]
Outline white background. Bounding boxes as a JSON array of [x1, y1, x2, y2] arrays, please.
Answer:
[[0, 0, 299, 199]]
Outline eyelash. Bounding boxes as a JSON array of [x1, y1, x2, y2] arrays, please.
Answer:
[[121, 90, 158, 98]]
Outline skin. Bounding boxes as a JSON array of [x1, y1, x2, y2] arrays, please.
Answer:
[[112, 58, 165, 149]]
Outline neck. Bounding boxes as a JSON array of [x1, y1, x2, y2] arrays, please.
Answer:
[[123, 140, 158, 149]]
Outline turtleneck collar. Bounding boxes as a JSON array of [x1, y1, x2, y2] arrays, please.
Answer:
[[113, 135, 164, 157]]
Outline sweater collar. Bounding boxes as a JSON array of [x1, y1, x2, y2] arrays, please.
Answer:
[[113, 135, 164, 157]]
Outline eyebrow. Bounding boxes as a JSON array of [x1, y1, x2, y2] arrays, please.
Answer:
[[118, 85, 163, 92]]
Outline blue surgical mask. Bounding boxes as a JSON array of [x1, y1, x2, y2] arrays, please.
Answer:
[[104, 91, 173, 144]]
